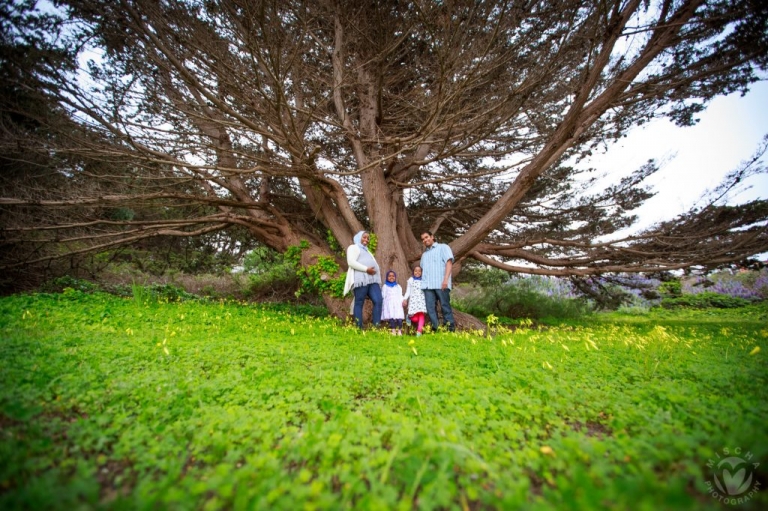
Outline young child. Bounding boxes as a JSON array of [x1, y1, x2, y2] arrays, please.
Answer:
[[403, 265, 427, 336], [381, 270, 405, 335]]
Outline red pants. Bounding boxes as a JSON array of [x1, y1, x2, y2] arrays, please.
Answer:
[[410, 312, 425, 333]]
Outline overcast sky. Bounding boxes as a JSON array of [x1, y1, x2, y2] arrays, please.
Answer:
[[584, 80, 768, 234]]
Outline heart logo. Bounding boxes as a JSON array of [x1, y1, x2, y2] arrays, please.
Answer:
[[715, 457, 754, 496]]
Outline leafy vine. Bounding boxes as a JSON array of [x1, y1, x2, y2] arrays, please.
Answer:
[[285, 240, 345, 298]]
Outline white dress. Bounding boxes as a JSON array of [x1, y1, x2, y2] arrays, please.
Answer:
[[403, 277, 427, 317], [381, 283, 405, 320]]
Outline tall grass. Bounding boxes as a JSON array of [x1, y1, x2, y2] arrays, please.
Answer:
[[130, 281, 152, 305]]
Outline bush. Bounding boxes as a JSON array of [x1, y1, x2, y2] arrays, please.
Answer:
[[247, 268, 299, 301], [616, 304, 652, 316], [661, 292, 751, 309], [241, 245, 302, 300], [148, 283, 195, 302], [682, 269, 768, 301], [755, 270, 768, 299], [657, 280, 682, 297], [40, 276, 99, 293], [131, 283, 195, 304], [454, 276, 592, 321], [570, 274, 662, 310]]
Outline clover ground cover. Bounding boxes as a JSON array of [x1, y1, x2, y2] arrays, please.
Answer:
[[1, 292, 766, 510]]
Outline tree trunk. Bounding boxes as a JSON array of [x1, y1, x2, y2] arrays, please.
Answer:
[[322, 294, 352, 323]]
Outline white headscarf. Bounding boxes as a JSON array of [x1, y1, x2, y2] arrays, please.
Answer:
[[353, 231, 369, 252]]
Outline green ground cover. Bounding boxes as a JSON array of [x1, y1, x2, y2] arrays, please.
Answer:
[[1, 292, 766, 510]]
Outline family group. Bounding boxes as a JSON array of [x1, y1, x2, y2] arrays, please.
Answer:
[[342, 230, 456, 334]]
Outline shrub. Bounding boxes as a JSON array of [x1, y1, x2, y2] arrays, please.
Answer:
[[682, 269, 767, 301], [131, 283, 195, 304], [40, 276, 99, 294], [106, 283, 133, 297], [754, 270, 768, 299], [570, 274, 662, 310], [247, 266, 299, 301], [454, 276, 592, 321], [616, 304, 652, 316], [239, 246, 300, 300], [149, 283, 195, 302], [658, 280, 682, 297], [661, 292, 751, 309]]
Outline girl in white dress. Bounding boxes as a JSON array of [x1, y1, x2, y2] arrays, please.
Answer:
[[381, 270, 405, 335], [403, 266, 427, 336]]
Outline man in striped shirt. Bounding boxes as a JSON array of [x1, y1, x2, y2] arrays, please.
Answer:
[[419, 231, 456, 332]]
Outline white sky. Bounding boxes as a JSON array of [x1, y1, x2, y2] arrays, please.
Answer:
[[584, 80, 768, 233]]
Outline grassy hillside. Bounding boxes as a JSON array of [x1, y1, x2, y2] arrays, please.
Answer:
[[1, 292, 766, 510]]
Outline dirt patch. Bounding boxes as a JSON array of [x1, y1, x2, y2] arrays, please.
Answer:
[[567, 419, 612, 438]]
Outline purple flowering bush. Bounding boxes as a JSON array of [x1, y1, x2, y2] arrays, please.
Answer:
[[682, 268, 768, 301], [457, 267, 766, 320], [574, 269, 767, 311], [755, 271, 768, 299]]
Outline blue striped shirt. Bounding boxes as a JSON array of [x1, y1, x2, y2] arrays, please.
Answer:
[[420, 242, 454, 290]]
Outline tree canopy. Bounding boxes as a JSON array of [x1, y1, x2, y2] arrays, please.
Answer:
[[1, 0, 767, 309]]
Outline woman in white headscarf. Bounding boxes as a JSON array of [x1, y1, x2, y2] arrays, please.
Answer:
[[343, 231, 382, 329]]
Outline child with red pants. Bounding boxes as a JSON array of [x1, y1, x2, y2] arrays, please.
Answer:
[[403, 266, 427, 336]]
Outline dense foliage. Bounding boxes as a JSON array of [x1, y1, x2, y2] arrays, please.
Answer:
[[684, 269, 768, 300], [453, 268, 767, 321], [454, 275, 593, 321], [660, 292, 752, 309], [1, 292, 766, 509]]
